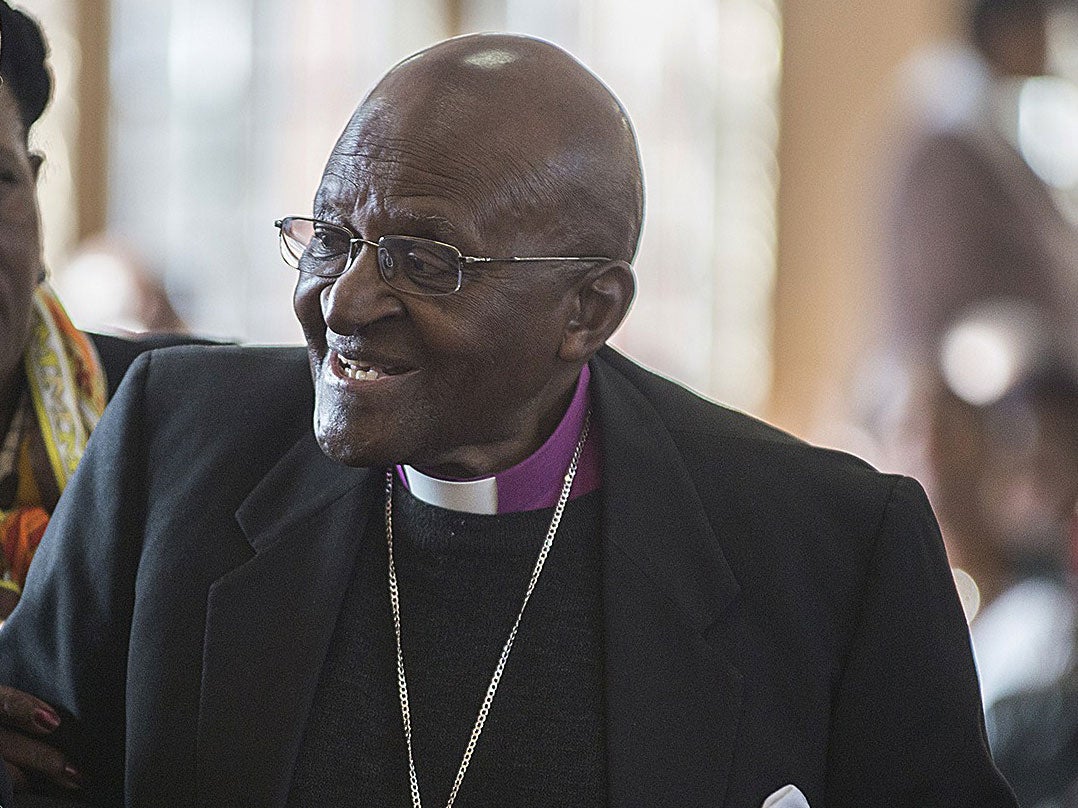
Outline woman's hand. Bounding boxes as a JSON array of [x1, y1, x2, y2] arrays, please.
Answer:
[[0, 685, 81, 791]]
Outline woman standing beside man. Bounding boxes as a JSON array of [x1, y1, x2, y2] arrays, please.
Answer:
[[0, 2, 200, 620]]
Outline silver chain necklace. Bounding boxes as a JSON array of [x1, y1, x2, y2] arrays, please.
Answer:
[[384, 411, 591, 808]]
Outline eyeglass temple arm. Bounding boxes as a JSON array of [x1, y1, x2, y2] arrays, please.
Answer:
[[462, 255, 613, 264]]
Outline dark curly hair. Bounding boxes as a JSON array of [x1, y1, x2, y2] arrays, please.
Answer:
[[0, 1, 52, 140]]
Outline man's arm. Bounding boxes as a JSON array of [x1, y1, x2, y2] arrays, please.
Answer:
[[825, 476, 1017, 806]]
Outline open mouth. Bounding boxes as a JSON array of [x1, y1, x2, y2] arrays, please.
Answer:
[[331, 351, 412, 382]]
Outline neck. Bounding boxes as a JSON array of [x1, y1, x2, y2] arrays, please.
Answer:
[[415, 369, 582, 480], [400, 364, 599, 514]]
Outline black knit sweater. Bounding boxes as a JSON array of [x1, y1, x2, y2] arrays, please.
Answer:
[[287, 485, 606, 807]]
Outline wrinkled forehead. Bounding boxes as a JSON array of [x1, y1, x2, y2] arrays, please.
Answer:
[[314, 113, 490, 237], [314, 92, 550, 241]]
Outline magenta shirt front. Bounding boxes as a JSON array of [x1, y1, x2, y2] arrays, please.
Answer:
[[397, 365, 601, 513]]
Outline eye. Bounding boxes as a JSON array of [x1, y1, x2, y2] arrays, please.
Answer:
[[307, 226, 351, 258], [403, 245, 455, 278], [377, 237, 461, 293], [378, 245, 454, 278]]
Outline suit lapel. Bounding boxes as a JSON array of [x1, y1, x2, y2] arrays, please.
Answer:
[[196, 430, 375, 808], [592, 352, 744, 808], [195, 350, 745, 807]]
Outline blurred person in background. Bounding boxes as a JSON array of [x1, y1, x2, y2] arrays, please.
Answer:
[[983, 353, 1078, 808], [874, 0, 1078, 682], [989, 642, 1078, 806], [869, 0, 1078, 792], [0, 3, 204, 793], [882, 0, 1078, 353], [927, 306, 1078, 710]]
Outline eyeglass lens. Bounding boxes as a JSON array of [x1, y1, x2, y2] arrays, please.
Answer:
[[280, 218, 462, 295]]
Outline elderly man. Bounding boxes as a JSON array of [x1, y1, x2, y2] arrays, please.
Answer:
[[0, 34, 1013, 808]]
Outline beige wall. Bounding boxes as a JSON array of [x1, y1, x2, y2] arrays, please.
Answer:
[[768, 0, 958, 438], [27, 1, 110, 262], [73, 1, 110, 240]]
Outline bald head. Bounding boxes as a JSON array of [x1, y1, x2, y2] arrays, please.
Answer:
[[328, 34, 644, 264], [298, 34, 642, 475]]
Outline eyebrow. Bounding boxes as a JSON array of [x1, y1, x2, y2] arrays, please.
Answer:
[[389, 208, 461, 243], [314, 205, 464, 246]]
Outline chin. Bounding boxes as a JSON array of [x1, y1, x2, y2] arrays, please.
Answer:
[[314, 424, 395, 469], [312, 398, 407, 469], [315, 434, 376, 468], [314, 415, 382, 468]]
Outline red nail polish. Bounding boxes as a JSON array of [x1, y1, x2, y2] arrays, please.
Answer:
[[33, 707, 60, 730]]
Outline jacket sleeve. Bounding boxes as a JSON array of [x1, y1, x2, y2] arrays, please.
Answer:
[[0, 352, 155, 806], [824, 475, 1017, 807]]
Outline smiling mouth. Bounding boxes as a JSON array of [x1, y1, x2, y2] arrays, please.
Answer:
[[332, 351, 413, 381]]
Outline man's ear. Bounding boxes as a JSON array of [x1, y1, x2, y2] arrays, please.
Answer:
[[558, 260, 636, 362]]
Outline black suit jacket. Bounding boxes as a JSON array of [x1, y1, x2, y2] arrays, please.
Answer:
[[89, 332, 210, 399], [0, 344, 1015, 807]]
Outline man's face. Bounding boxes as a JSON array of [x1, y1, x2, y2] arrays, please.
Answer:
[[293, 116, 580, 477], [0, 86, 43, 391]]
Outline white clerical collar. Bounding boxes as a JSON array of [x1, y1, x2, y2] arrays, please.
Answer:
[[400, 467, 499, 515], [399, 366, 597, 516]]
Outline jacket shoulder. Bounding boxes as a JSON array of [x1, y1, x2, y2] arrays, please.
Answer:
[[591, 346, 898, 540], [111, 344, 313, 451], [90, 332, 228, 399], [594, 346, 875, 475]]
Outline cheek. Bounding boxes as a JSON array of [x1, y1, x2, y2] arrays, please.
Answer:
[[0, 281, 35, 373], [0, 192, 44, 340], [429, 299, 563, 399], [423, 294, 522, 370], [293, 274, 330, 341], [480, 292, 567, 360]]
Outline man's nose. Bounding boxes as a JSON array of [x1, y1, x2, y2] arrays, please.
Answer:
[[321, 245, 404, 333]]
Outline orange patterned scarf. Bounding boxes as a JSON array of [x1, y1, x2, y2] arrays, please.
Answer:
[[0, 284, 106, 600]]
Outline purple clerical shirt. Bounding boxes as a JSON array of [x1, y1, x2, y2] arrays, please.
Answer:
[[397, 365, 601, 514]]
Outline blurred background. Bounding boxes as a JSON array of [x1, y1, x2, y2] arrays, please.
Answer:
[[10, 0, 1078, 799]]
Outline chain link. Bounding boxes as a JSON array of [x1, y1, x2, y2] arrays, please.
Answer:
[[385, 411, 592, 808]]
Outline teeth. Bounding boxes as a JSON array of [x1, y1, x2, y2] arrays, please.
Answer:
[[338, 354, 384, 381]]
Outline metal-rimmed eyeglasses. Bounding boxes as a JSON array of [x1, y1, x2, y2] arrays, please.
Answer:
[[275, 216, 614, 297]]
